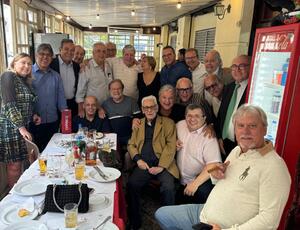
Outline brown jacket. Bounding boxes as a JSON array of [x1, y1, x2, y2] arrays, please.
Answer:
[[127, 115, 179, 178]]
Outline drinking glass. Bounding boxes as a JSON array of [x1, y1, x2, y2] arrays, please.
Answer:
[[38, 155, 47, 176], [75, 161, 85, 180], [64, 203, 78, 228]]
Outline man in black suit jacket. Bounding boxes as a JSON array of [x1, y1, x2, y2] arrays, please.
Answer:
[[217, 55, 251, 160], [50, 39, 80, 117]]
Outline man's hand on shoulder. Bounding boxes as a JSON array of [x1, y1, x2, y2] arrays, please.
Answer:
[[148, 166, 163, 175], [132, 118, 141, 129], [203, 124, 215, 138], [98, 107, 106, 119]]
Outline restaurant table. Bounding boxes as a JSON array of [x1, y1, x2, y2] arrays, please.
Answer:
[[0, 133, 126, 230]]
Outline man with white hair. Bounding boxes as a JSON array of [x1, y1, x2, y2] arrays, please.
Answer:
[[155, 104, 291, 230], [106, 44, 140, 99], [127, 95, 178, 230], [76, 42, 113, 117]]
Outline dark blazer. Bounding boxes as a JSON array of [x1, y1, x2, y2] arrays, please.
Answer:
[[50, 55, 80, 96], [217, 81, 248, 138]]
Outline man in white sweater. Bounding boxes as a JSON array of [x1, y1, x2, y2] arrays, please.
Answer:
[[155, 104, 291, 230]]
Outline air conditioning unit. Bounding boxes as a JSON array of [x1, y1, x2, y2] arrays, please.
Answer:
[[108, 27, 143, 34]]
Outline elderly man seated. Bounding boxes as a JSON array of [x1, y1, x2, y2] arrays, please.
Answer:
[[176, 104, 221, 204], [127, 95, 179, 230], [72, 96, 111, 133], [155, 104, 291, 230]]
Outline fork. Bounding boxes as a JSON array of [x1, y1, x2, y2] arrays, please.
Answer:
[[93, 166, 109, 180]]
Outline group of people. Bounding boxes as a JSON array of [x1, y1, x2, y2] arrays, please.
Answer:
[[0, 38, 291, 230]]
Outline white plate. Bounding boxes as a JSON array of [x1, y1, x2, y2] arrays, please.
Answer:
[[3, 220, 48, 230], [95, 132, 104, 139], [88, 167, 121, 183], [89, 194, 112, 211], [13, 179, 51, 196], [102, 221, 118, 230], [0, 203, 39, 225]]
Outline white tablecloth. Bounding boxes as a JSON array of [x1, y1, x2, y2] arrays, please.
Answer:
[[0, 133, 119, 230]]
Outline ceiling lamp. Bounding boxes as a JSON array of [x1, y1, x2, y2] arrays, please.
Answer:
[[66, 16, 71, 21], [96, 14, 100, 20], [177, 2, 182, 9], [131, 10, 135, 16], [153, 27, 156, 31], [89, 24, 92, 29], [55, 14, 63, 20]]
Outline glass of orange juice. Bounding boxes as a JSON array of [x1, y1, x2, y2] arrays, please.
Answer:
[[75, 161, 85, 180], [38, 155, 47, 176]]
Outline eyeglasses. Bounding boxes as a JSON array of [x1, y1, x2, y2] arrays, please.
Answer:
[[177, 87, 192, 93], [185, 56, 197, 61], [142, 105, 157, 111], [38, 52, 52, 58], [230, 63, 249, 71], [205, 83, 218, 91]]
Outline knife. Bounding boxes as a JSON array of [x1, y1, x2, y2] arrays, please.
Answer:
[[93, 166, 109, 180]]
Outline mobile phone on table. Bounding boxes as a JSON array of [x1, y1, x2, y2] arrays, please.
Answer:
[[192, 222, 213, 230]]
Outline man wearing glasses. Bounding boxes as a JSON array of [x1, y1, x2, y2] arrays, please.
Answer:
[[176, 104, 221, 204], [176, 78, 215, 125], [184, 48, 206, 95], [217, 55, 251, 159], [31, 43, 67, 151], [127, 95, 178, 230], [204, 74, 224, 117]]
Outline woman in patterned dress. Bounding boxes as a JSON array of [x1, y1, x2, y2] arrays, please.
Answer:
[[0, 53, 41, 188]]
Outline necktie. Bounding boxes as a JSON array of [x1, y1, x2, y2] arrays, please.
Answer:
[[222, 83, 240, 139]]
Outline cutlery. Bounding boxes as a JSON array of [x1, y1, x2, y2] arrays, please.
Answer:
[[93, 215, 111, 230], [93, 166, 109, 180]]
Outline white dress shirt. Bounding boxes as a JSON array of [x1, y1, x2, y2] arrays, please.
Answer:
[[76, 59, 113, 106], [106, 57, 140, 100], [192, 63, 207, 96], [227, 79, 248, 141], [58, 55, 76, 99]]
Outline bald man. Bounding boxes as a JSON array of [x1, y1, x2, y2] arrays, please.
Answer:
[[204, 74, 224, 117], [72, 96, 110, 132]]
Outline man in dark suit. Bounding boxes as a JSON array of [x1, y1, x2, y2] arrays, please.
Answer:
[[217, 55, 251, 160], [50, 39, 80, 117]]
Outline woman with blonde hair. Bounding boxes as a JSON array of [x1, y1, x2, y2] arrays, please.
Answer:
[[0, 53, 41, 188]]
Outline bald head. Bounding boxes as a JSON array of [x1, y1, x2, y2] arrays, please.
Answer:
[[176, 77, 193, 103], [204, 74, 223, 99], [84, 96, 98, 117], [204, 50, 222, 74]]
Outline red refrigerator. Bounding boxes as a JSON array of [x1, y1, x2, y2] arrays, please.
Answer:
[[247, 23, 300, 229]]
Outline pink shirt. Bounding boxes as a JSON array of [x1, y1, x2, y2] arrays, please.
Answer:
[[176, 120, 221, 185]]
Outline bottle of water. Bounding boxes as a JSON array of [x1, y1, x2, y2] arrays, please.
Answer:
[[281, 58, 289, 86]]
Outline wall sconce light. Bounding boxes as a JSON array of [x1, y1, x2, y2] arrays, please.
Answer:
[[176, 2, 182, 9], [214, 2, 231, 20]]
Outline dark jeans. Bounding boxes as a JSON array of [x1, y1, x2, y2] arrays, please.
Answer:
[[30, 121, 59, 152], [127, 167, 175, 230], [176, 179, 214, 204]]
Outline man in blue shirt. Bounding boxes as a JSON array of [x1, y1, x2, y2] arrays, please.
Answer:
[[31, 43, 67, 151], [160, 46, 191, 87]]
